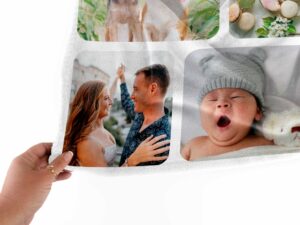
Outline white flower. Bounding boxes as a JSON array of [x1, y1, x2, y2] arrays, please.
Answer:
[[267, 16, 292, 37]]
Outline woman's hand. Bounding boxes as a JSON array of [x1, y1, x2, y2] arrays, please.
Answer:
[[0, 143, 73, 225], [117, 64, 126, 83], [127, 134, 170, 166]]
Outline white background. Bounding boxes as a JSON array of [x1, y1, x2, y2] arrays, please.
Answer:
[[1, 0, 300, 225]]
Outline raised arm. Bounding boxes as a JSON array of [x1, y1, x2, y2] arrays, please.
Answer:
[[117, 64, 136, 119]]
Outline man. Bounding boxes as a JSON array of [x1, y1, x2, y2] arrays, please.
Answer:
[[117, 64, 171, 166]]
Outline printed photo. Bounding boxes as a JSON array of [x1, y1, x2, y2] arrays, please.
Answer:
[[229, 0, 300, 38], [62, 51, 173, 167], [181, 46, 300, 161], [77, 0, 219, 42]]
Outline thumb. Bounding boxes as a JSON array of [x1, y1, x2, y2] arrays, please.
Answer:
[[48, 151, 73, 179]]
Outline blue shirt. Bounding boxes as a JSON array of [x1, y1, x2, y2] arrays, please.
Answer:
[[119, 83, 171, 166]]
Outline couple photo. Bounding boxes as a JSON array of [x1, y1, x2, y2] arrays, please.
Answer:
[[62, 51, 173, 167]]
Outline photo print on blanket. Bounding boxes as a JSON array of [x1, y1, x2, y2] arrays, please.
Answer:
[[77, 0, 220, 42], [229, 0, 300, 38], [181, 46, 300, 161], [62, 51, 173, 167]]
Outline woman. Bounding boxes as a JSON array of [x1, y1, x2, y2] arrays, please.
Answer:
[[63, 79, 118, 167]]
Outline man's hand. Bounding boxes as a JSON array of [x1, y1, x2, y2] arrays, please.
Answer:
[[117, 64, 126, 83], [127, 134, 170, 166]]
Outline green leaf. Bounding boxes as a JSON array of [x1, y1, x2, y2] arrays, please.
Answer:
[[201, 14, 219, 34], [188, 0, 219, 39], [189, 8, 214, 24], [238, 0, 255, 9], [256, 27, 268, 38], [92, 31, 99, 41], [262, 17, 275, 28], [95, 12, 106, 23], [78, 31, 88, 40], [84, 0, 96, 9], [287, 25, 296, 35], [208, 25, 219, 38]]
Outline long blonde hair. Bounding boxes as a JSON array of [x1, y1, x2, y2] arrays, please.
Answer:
[[63, 80, 106, 166]]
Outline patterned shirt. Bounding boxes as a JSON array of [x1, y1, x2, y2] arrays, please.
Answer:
[[119, 83, 171, 166]]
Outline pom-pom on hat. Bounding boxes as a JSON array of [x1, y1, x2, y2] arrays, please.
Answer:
[[199, 48, 267, 107]]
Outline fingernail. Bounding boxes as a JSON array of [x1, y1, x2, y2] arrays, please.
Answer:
[[63, 151, 73, 161]]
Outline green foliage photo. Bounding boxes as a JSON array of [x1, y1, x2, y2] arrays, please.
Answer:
[[188, 0, 219, 39], [77, 0, 107, 41]]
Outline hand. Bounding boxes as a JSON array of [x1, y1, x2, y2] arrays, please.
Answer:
[[0, 143, 73, 225], [117, 64, 125, 83], [127, 134, 170, 166]]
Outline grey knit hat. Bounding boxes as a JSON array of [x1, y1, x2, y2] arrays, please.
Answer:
[[199, 48, 267, 107]]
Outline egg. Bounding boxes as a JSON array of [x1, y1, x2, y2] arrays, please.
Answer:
[[260, 0, 281, 11], [281, 0, 299, 18], [238, 12, 256, 31], [229, 3, 241, 22]]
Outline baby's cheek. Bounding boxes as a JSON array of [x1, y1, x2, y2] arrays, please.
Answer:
[[200, 104, 213, 117], [200, 116, 210, 134], [238, 115, 255, 129], [233, 107, 253, 125], [200, 107, 214, 131]]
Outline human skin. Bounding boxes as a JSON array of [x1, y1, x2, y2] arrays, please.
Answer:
[[130, 73, 153, 113], [0, 143, 73, 225], [98, 87, 113, 118], [201, 88, 262, 147], [126, 134, 170, 166], [77, 87, 116, 167], [182, 88, 273, 160]]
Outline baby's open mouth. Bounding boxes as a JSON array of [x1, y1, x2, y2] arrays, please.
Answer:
[[291, 126, 300, 133], [217, 116, 231, 128]]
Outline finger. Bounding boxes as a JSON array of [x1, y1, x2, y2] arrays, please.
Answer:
[[55, 171, 72, 182], [38, 155, 51, 169], [150, 155, 168, 162], [22, 143, 52, 159], [152, 140, 170, 150], [62, 169, 72, 173], [153, 146, 170, 155], [148, 134, 167, 145], [143, 135, 154, 144], [47, 151, 73, 179]]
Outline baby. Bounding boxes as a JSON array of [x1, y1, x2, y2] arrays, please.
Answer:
[[182, 48, 273, 161]]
